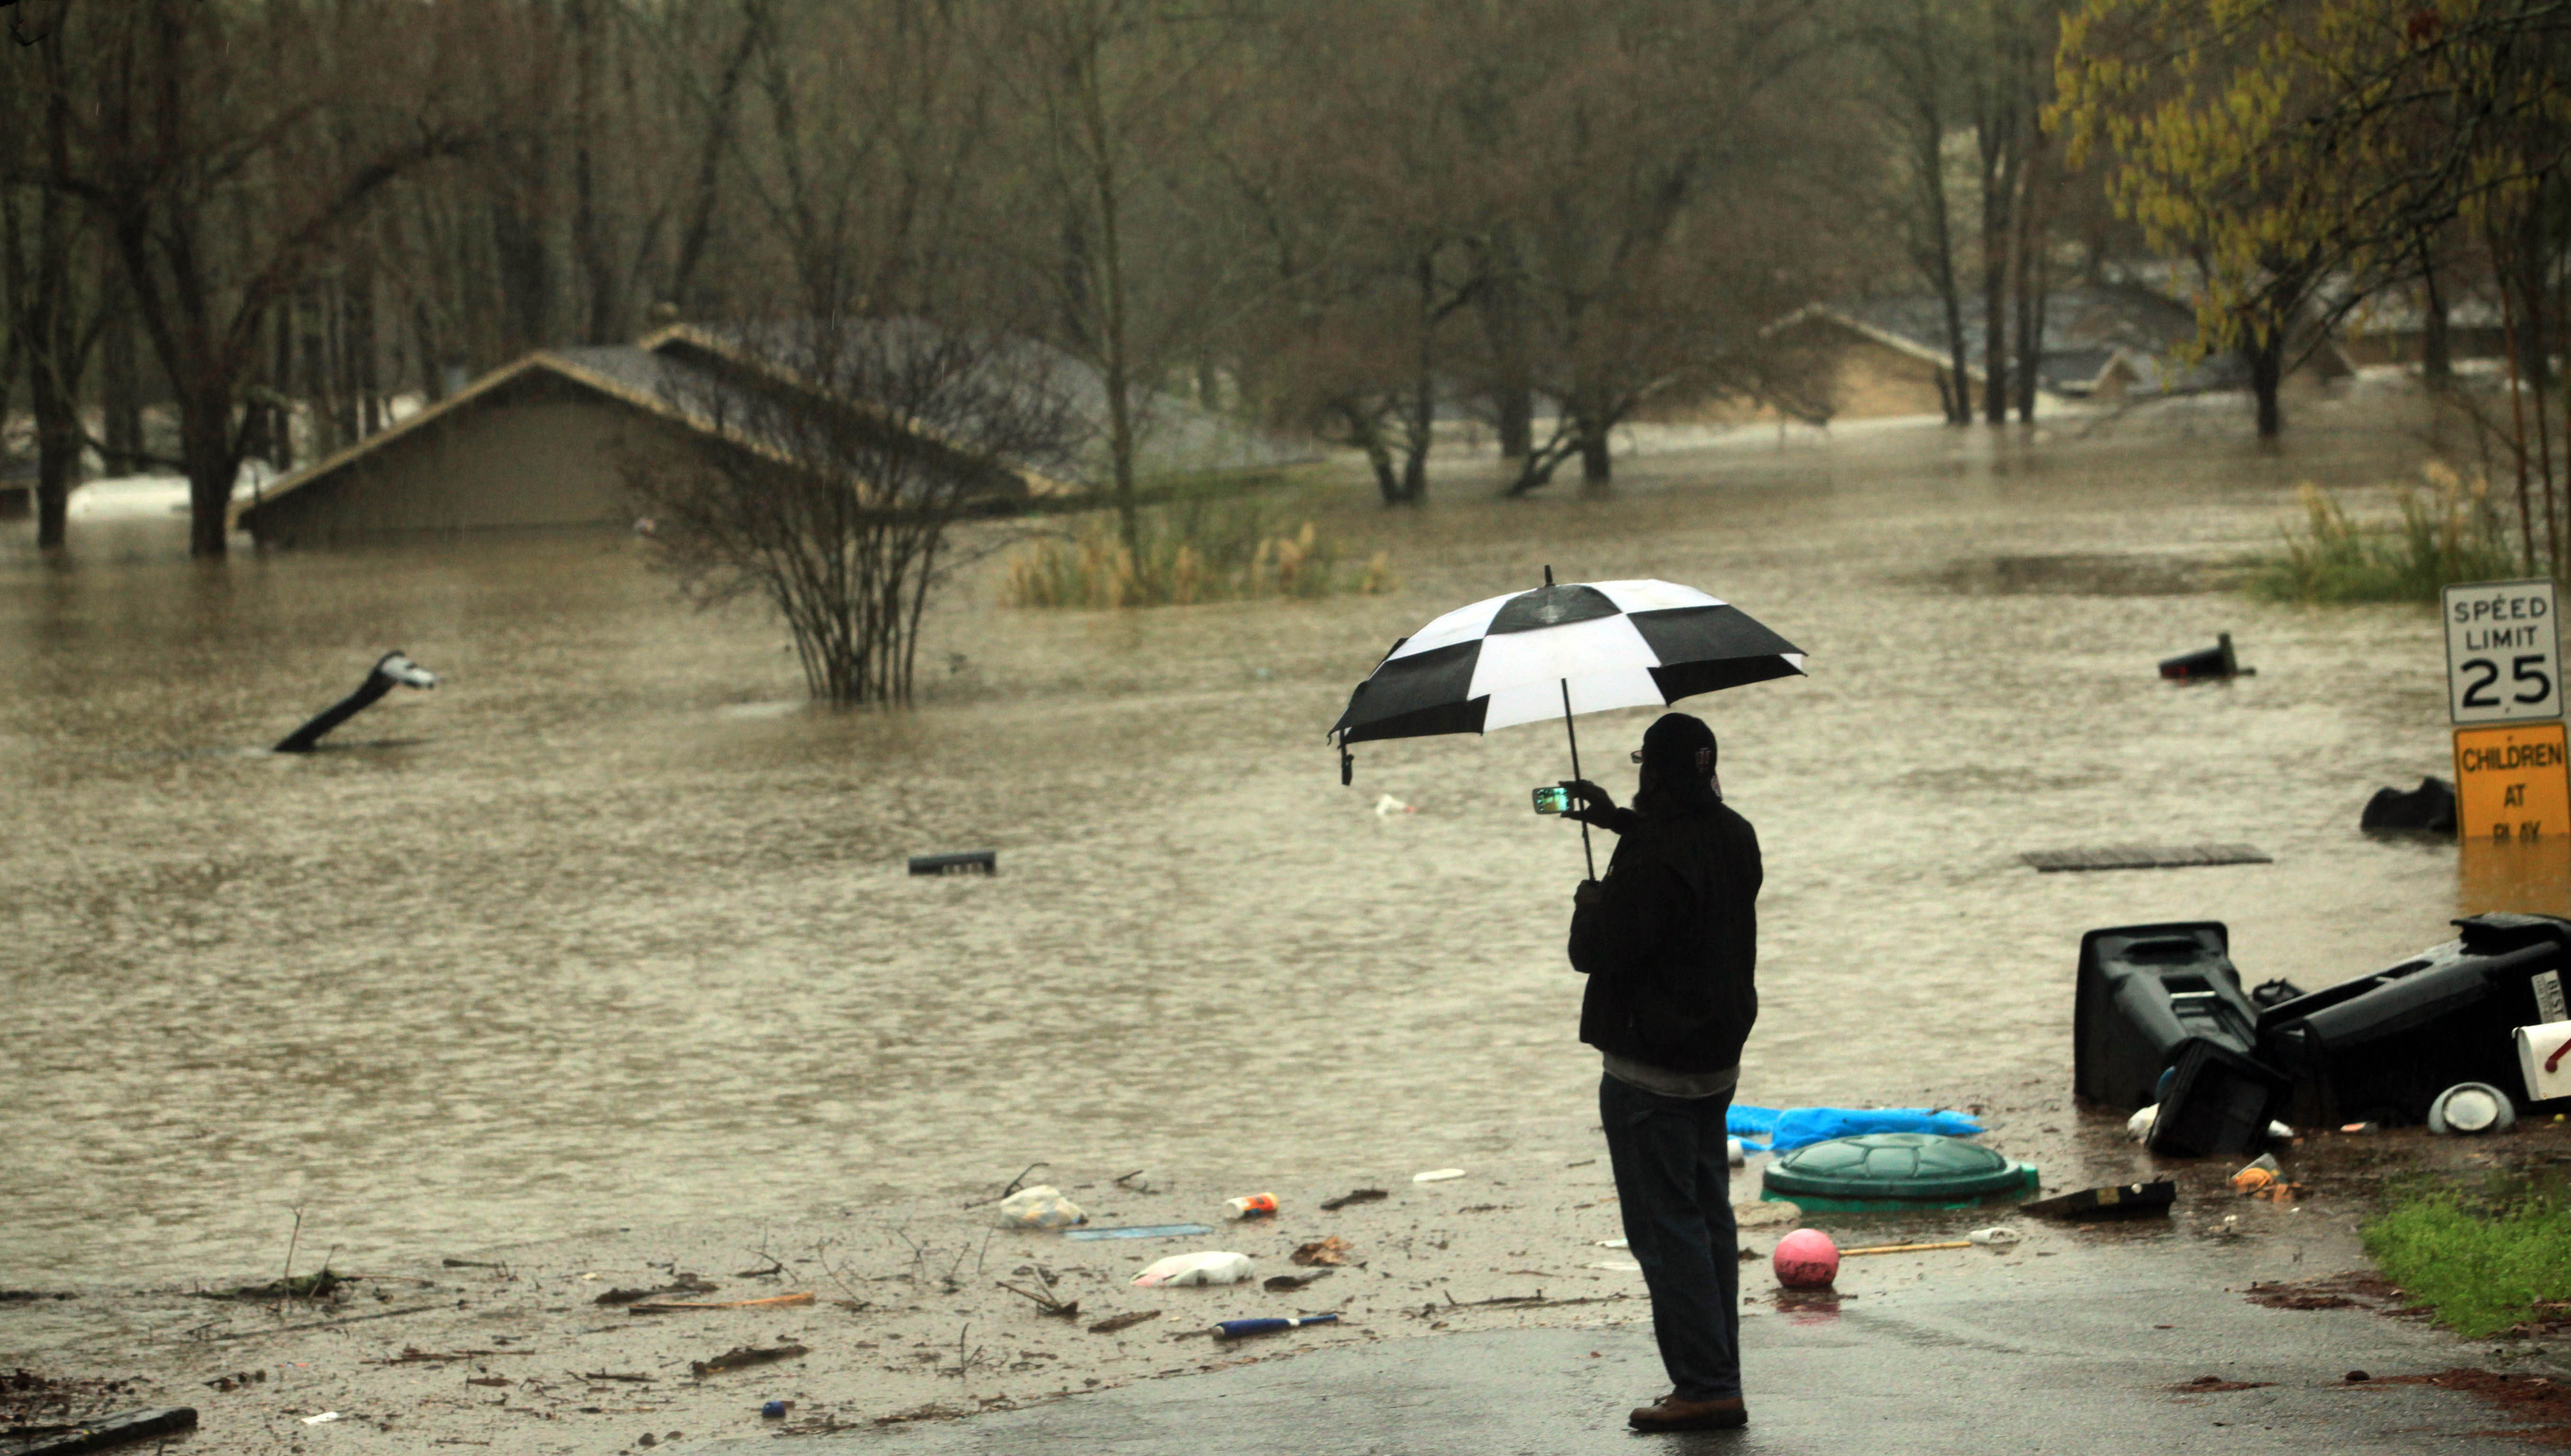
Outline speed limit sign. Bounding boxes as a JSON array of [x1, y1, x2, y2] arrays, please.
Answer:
[[2445, 578, 2561, 723]]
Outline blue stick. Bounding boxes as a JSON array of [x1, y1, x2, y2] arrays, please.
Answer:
[[1213, 1314, 1339, 1339]]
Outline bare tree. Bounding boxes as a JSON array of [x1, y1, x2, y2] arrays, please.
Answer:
[[17, 1, 472, 556], [1223, 0, 1483, 506], [1001, 0, 1238, 554], [0, 15, 106, 548], [1859, 0, 1975, 423], [628, 318, 1086, 707], [1496, 0, 1847, 494]]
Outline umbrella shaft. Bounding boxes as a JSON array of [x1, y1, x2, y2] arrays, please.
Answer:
[[1561, 678, 1595, 881]]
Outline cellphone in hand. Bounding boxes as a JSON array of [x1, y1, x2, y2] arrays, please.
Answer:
[[1531, 785, 1574, 815]]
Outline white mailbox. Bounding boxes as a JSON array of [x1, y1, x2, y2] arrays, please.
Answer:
[[2516, 1019, 2571, 1104]]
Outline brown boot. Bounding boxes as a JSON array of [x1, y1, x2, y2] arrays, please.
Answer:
[[1628, 1395, 1748, 1432]]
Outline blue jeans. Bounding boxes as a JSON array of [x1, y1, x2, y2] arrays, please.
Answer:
[[1600, 1071, 1742, 1402]]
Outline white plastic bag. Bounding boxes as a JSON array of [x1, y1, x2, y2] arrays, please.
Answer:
[[1131, 1251, 1252, 1288], [996, 1185, 1086, 1231]]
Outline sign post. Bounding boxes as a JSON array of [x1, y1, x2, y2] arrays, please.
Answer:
[[2445, 578, 2566, 843]]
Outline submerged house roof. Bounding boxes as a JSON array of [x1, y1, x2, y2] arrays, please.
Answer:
[[1778, 288, 2217, 397], [638, 322, 1317, 481], [234, 322, 1313, 540], [1778, 281, 2372, 406]]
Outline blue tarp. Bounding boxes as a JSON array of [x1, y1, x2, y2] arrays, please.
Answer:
[[1728, 1105, 1985, 1153]]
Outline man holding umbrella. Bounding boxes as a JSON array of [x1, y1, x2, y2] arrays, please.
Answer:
[[1327, 570, 1798, 1430], [1564, 711, 1760, 1433]]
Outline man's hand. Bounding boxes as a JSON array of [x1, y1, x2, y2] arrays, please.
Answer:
[[1574, 878, 1603, 908], [1561, 779, 1615, 826]]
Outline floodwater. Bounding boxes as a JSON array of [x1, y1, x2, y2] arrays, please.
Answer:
[[2, 388, 2557, 1286]]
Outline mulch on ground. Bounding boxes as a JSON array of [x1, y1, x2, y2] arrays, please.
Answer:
[[2377, 1368, 2571, 1449]]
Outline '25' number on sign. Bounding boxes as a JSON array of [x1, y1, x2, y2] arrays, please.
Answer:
[[2460, 654, 2555, 708]]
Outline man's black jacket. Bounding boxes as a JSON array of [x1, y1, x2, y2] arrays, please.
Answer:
[[1568, 799, 1762, 1074]]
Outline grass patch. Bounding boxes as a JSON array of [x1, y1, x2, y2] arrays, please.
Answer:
[[1003, 496, 1393, 609], [2361, 1173, 2571, 1338], [2246, 466, 2525, 605]]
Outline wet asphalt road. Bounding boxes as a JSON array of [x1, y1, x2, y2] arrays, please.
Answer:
[[688, 1239, 2540, 1456]]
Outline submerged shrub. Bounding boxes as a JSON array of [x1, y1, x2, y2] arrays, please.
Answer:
[[1004, 499, 1393, 609], [2248, 466, 2524, 605]]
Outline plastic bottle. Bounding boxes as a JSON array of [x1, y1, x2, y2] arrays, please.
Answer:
[[1132, 1251, 1254, 1288]]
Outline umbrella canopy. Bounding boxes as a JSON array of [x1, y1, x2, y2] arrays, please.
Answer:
[[1329, 577, 1806, 747]]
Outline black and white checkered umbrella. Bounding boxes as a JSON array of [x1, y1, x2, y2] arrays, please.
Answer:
[[1329, 570, 1805, 872]]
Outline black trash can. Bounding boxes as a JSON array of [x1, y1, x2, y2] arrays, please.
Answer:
[[2075, 922, 2265, 1110], [2148, 1038, 2292, 1157], [2256, 913, 2571, 1126]]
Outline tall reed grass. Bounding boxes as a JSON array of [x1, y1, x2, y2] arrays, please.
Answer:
[[1003, 499, 1393, 609], [2247, 465, 2526, 604]]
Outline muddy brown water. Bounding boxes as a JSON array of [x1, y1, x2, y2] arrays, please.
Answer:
[[2, 391, 2557, 1288]]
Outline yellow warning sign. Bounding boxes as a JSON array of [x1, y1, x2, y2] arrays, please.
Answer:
[[2454, 720, 2571, 845]]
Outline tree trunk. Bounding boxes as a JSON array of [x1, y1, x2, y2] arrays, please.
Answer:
[[33, 329, 77, 549], [2013, 255, 2045, 422], [353, 271, 381, 437], [331, 279, 360, 445], [180, 378, 238, 557], [1345, 404, 1402, 505], [668, 1, 763, 314], [2011, 137, 2048, 422], [1475, 251, 1534, 456], [490, 162, 553, 357], [1578, 415, 1612, 485], [1979, 133, 2015, 423], [299, 287, 338, 457], [101, 266, 145, 474], [2420, 254, 2453, 387], [7, 24, 86, 548], [1398, 252, 1436, 504], [1883, 2, 1972, 426], [412, 299, 447, 404], [269, 306, 296, 472], [8, 187, 83, 551], [31, 267, 79, 551], [567, 0, 619, 345], [1073, 46, 1140, 557], [106, 369, 144, 477], [2247, 330, 2284, 439], [1494, 384, 1533, 458]]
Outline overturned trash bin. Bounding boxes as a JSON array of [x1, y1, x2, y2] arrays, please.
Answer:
[[2148, 1039, 2291, 1157], [2257, 912, 2571, 1127], [2076, 923, 2264, 1110], [2159, 632, 2252, 681], [1761, 1134, 2037, 1213]]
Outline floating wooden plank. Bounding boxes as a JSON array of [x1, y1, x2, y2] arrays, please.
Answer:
[[625, 1291, 813, 1315], [2021, 1180, 2177, 1218], [2021, 844, 2271, 873]]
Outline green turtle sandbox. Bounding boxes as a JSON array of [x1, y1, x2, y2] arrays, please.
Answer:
[[1760, 1132, 2038, 1212]]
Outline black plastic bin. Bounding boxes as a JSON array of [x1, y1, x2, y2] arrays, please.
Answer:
[[2075, 922, 2265, 1110], [2148, 1038, 2291, 1157], [2256, 913, 2571, 1126]]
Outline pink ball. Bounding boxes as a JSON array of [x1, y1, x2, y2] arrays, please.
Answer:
[[1771, 1228, 1839, 1288]]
